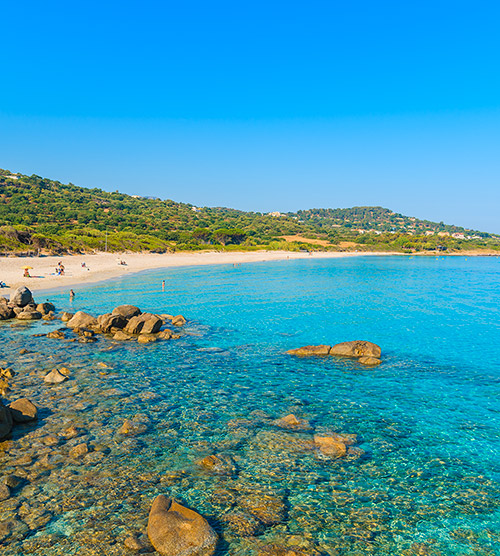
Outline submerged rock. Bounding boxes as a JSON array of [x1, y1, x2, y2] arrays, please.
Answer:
[[44, 369, 68, 384], [358, 356, 382, 366], [10, 286, 33, 308], [147, 495, 218, 556], [198, 454, 237, 476], [171, 315, 187, 327], [273, 414, 311, 431], [313, 434, 348, 458], [8, 399, 38, 423]]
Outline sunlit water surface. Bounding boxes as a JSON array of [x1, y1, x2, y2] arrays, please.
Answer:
[[1, 256, 499, 555]]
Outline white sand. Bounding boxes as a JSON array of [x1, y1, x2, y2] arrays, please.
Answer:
[[0, 250, 365, 296]]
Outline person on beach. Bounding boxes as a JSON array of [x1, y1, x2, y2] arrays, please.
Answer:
[[23, 268, 30, 278], [69, 289, 75, 299]]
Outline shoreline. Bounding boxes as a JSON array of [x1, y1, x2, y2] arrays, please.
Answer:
[[1, 249, 497, 296]]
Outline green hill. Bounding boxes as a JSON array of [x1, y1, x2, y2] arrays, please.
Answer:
[[0, 169, 498, 255]]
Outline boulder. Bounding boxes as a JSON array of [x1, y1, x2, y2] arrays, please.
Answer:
[[37, 302, 55, 315], [0, 305, 14, 320], [272, 414, 311, 431], [44, 369, 68, 384], [125, 315, 145, 334], [147, 495, 218, 556], [171, 315, 187, 327], [287, 345, 331, 356], [47, 329, 65, 339], [8, 399, 38, 423], [10, 286, 33, 308], [16, 310, 42, 320], [358, 356, 382, 366], [66, 311, 98, 329], [140, 314, 163, 334], [112, 305, 142, 319], [137, 334, 158, 344], [159, 329, 174, 339], [329, 340, 381, 358], [0, 402, 13, 440], [113, 330, 133, 341], [313, 434, 348, 458], [60, 312, 74, 322], [97, 313, 127, 333]]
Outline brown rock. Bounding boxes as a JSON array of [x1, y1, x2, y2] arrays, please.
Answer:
[[17, 310, 42, 320], [113, 330, 133, 341], [112, 305, 142, 319], [69, 443, 88, 458], [0, 483, 10, 501], [147, 495, 218, 556], [273, 414, 311, 431], [140, 314, 163, 334], [171, 315, 187, 326], [330, 340, 381, 358], [286, 345, 331, 356], [313, 434, 348, 458], [66, 311, 97, 329], [0, 402, 13, 440], [60, 312, 74, 322], [220, 511, 260, 537], [358, 356, 381, 366], [97, 313, 127, 333], [37, 302, 55, 315], [137, 334, 158, 344], [198, 454, 236, 476], [44, 369, 68, 384], [237, 492, 285, 525], [0, 304, 14, 320], [159, 329, 173, 340], [10, 286, 33, 308], [8, 399, 38, 423], [125, 315, 145, 334], [47, 329, 65, 339]]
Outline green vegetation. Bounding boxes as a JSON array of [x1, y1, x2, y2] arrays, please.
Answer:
[[1, 169, 499, 255]]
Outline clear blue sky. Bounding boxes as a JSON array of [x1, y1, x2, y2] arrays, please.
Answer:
[[1, 1, 499, 232]]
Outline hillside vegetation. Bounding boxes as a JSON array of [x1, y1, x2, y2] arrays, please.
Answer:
[[0, 169, 498, 255]]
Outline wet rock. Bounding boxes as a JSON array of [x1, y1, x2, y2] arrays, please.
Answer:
[[0, 483, 10, 501], [44, 369, 68, 384], [37, 302, 55, 315], [114, 330, 134, 341], [17, 310, 42, 320], [60, 311, 74, 322], [124, 533, 145, 551], [1, 367, 14, 378], [137, 333, 158, 344], [19, 348, 29, 354], [273, 414, 311, 431], [112, 304, 142, 319], [147, 495, 218, 556], [62, 426, 80, 439], [118, 419, 149, 436], [69, 443, 89, 458], [97, 313, 127, 333], [126, 315, 145, 334], [313, 434, 348, 458], [286, 345, 331, 356], [66, 311, 98, 329], [171, 315, 187, 326], [0, 402, 13, 439], [47, 329, 66, 339], [8, 399, 38, 423], [237, 492, 285, 526], [221, 511, 260, 537], [140, 314, 163, 334], [10, 286, 33, 308], [4, 474, 21, 488], [198, 454, 237, 476], [358, 356, 382, 366], [330, 340, 381, 358], [159, 329, 174, 340]]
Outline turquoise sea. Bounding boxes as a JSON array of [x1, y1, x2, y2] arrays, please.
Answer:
[[1, 255, 499, 555]]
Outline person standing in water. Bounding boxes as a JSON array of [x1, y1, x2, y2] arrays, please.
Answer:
[[161, 280, 165, 291], [69, 289, 75, 299]]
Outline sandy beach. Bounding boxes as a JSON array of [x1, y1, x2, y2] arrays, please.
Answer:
[[0, 250, 367, 295]]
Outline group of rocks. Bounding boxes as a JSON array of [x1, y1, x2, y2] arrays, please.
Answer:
[[0, 286, 55, 321], [287, 340, 382, 365]]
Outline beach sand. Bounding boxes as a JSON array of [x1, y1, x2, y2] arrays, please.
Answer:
[[0, 250, 363, 295]]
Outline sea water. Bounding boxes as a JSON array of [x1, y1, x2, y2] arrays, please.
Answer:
[[0, 256, 499, 555]]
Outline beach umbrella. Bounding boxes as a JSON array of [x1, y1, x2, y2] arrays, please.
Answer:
[[22, 265, 33, 269]]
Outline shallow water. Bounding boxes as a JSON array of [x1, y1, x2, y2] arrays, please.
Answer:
[[1, 256, 499, 555]]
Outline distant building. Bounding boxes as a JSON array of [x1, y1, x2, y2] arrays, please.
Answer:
[[437, 231, 450, 237], [267, 211, 282, 217], [452, 233, 465, 239], [425, 231, 435, 236], [191, 207, 202, 212]]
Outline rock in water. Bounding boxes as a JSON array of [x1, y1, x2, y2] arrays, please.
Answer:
[[112, 305, 142, 319], [97, 313, 127, 333], [140, 314, 163, 334], [8, 399, 38, 423], [272, 414, 311, 431], [171, 315, 187, 326], [0, 402, 13, 440], [44, 369, 68, 384], [358, 356, 382, 366], [286, 345, 331, 356], [10, 286, 33, 308], [330, 340, 381, 358], [313, 434, 348, 458], [147, 495, 218, 556], [16, 310, 42, 320], [66, 311, 98, 329], [0, 305, 14, 320], [60, 312, 74, 322], [37, 302, 55, 315]]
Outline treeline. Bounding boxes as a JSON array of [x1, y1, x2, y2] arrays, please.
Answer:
[[0, 169, 498, 254]]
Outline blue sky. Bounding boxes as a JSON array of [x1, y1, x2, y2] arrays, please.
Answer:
[[1, 1, 499, 232]]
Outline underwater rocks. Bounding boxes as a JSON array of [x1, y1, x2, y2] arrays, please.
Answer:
[[8, 399, 38, 423], [0, 402, 13, 439], [147, 495, 218, 556], [287, 340, 382, 365], [272, 414, 311, 431], [198, 454, 237, 476], [43, 369, 68, 384]]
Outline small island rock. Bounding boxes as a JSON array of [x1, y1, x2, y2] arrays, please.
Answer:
[[329, 340, 381, 358], [66, 311, 98, 329], [147, 495, 218, 556], [286, 345, 331, 356]]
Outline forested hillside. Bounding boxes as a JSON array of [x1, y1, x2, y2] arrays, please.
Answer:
[[0, 169, 498, 254]]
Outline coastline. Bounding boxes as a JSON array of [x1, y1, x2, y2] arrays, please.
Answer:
[[1, 249, 497, 296]]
